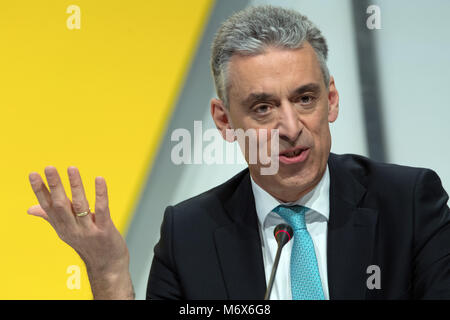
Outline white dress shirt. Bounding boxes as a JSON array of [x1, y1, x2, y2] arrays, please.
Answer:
[[250, 166, 330, 300]]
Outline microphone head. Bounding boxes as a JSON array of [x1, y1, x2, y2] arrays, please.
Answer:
[[273, 223, 293, 247]]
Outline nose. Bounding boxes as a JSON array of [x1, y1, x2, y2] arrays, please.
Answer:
[[277, 102, 302, 143]]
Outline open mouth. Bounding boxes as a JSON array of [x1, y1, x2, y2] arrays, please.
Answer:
[[282, 148, 305, 158], [279, 147, 310, 164]]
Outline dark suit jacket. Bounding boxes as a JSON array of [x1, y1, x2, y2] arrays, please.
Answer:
[[146, 153, 450, 299]]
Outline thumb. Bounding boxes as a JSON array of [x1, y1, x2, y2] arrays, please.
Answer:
[[27, 204, 49, 221]]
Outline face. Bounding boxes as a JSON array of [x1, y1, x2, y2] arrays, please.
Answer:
[[211, 43, 339, 202]]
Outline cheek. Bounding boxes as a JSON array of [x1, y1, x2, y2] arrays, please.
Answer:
[[308, 114, 331, 150], [228, 105, 245, 128]]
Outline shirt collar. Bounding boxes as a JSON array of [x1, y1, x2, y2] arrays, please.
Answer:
[[250, 165, 330, 227]]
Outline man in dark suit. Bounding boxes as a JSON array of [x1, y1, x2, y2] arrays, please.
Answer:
[[147, 5, 450, 299], [27, 5, 450, 300], [147, 153, 450, 299]]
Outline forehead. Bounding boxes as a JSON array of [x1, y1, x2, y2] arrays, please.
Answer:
[[227, 43, 323, 102]]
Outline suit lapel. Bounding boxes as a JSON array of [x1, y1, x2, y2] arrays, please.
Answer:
[[213, 154, 379, 300], [327, 154, 378, 299], [214, 170, 267, 299]]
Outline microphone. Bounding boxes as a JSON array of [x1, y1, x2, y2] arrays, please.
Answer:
[[264, 223, 293, 300]]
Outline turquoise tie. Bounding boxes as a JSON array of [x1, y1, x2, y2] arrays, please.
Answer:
[[273, 205, 325, 300]]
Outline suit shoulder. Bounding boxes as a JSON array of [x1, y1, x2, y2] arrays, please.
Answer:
[[169, 168, 249, 218], [330, 153, 438, 188]]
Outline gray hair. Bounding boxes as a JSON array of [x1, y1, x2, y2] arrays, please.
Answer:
[[211, 5, 330, 108]]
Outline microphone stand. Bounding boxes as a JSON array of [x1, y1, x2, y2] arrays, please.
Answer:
[[264, 242, 284, 300], [264, 224, 293, 300]]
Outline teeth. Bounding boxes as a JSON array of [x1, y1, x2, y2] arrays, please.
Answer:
[[284, 149, 302, 157]]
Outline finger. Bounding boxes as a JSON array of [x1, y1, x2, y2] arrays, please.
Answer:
[[44, 166, 75, 224], [28, 172, 52, 213], [94, 176, 111, 227], [27, 204, 50, 221], [44, 166, 68, 201], [68, 166, 93, 227]]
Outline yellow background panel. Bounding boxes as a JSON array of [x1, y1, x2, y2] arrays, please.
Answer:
[[0, 0, 213, 299]]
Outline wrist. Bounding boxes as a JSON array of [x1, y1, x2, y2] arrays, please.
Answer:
[[86, 262, 134, 300], [83, 251, 130, 277]]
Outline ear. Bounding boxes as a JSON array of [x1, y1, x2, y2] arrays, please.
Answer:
[[327, 76, 339, 123], [210, 98, 235, 142]]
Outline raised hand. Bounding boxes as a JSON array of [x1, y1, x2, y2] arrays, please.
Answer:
[[27, 166, 134, 299]]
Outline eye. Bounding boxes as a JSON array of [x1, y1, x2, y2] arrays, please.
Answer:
[[299, 95, 315, 104], [253, 104, 271, 114]]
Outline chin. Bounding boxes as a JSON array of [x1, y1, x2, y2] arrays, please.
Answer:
[[277, 170, 314, 188], [250, 156, 324, 198], [275, 161, 322, 191]]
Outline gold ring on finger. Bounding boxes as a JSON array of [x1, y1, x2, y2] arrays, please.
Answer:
[[76, 208, 90, 217]]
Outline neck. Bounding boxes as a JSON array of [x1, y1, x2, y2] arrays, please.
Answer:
[[266, 180, 318, 203], [250, 166, 327, 203]]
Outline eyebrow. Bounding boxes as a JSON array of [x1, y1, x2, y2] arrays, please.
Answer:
[[291, 83, 321, 96], [240, 83, 322, 107]]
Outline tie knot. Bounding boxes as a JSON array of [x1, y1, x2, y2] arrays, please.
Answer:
[[272, 205, 308, 230]]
